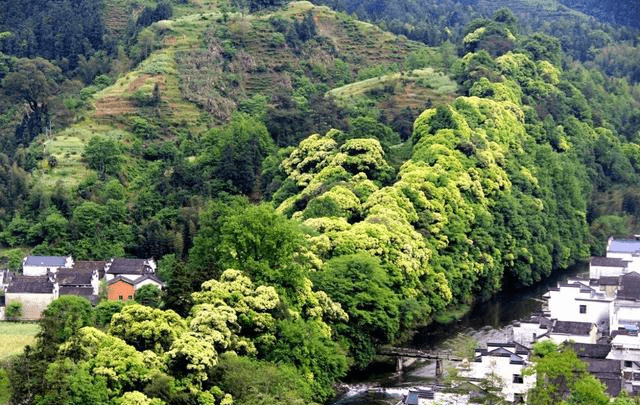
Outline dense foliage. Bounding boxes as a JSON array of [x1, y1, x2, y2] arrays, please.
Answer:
[[2, 0, 640, 403]]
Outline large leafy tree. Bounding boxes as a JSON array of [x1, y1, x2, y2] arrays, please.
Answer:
[[312, 252, 400, 368], [527, 341, 609, 405]]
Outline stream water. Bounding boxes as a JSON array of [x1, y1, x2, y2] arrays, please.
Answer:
[[331, 262, 589, 405]]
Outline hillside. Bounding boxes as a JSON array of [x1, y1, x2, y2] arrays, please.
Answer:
[[35, 1, 456, 191], [2, 1, 640, 404]]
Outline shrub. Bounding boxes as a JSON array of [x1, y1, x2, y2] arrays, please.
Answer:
[[5, 301, 22, 321]]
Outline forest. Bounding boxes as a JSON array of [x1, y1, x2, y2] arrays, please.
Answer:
[[0, 0, 640, 403]]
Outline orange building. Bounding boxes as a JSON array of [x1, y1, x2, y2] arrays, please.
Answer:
[[107, 276, 135, 301]]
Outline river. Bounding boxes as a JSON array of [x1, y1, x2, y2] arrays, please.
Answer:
[[331, 262, 589, 405]]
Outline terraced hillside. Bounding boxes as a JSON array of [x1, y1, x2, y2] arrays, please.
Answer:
[[35, 0, 459, 191]]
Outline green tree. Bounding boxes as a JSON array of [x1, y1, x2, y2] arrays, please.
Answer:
[[267, 318, 348, 402], [94, 300, 127, 329], [134, 284, 163, 308], [109, 304, 187, 353], [38, 295, 94, 356], [82, 137, 124, 178], [311, 253, 400, 368], [2, 57, 62, 113], [527, 341, 609, 405]]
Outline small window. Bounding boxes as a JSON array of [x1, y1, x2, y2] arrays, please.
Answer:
[[119, 295, 123, 300], [513, 374, 523, 384], [514, 393, 524, 404], [625, 361, 633, 368], [579, 305, 587, 314], [128, 295, 132, 300], [532, 333, 537, 340]]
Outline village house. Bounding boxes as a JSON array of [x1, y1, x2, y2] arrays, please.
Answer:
[[542, 320, 599, 345], [105, 258, 163, 301], [107, 275, 135, 301], [606, 334, 640, 393], [570, 343, 622, 396], [545, 279, 611, 333], [22, 255, 73, 276], [459, 342, 534, 403], [104, 258, 156, 282], [589, 256, 629, 280], [5, 274, 56, 320], [512, 314, 553, 347], [56, 260, 105, 304]]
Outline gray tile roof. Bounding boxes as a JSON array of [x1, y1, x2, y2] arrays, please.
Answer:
[[133, 274, 165, 287], [591, 257, 628, 267], [570, 343, 612, 359], [72, 260, 106, 275], [23, 256, 68, 267], [552, 321, 594, 336], [57, 268, 94, 286], [107, 275, 135, 285], [6, 275, 54, 294], [108, 259, 151, 275]]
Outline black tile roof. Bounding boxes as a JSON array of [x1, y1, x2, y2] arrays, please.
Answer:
[[590, 257, 628, 267], [57, 268, 94, 286], [569, 343, 612, 359], [617, 271, 640, 300], [107, 275, 135, 285], [107, 259, 151, 275], [598, 276, 620, 286], [552, 321, 594, 336], [6, 275, 54, 294], [584, 359, 622, 396]]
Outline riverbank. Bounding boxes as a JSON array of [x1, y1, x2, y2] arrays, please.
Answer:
[[331, 262, 589, 404]]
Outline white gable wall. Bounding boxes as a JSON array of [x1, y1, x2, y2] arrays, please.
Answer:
[[461, 355, 534, 402], [590, 264, 627, 279], [134, 278, 163, 290]]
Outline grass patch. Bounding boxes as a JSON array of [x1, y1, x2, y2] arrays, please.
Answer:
[[0, 367, 10, 405], [328, 68, 456, 102], [0, 322, 39, 361]]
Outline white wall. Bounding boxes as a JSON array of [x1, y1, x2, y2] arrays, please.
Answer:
[[590, 264, 626, 279], [134, 278, 163, 290], [5, 293, 54, 320], [462, 356, 534, 402]]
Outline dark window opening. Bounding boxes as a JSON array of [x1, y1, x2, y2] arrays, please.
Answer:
[[513, 374, 524, 384], [579, 305, 587, 314]]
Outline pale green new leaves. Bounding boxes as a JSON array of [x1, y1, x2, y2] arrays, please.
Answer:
[[63, 327, 151, 398], [116, 391, 166, 405], [109, 304, 188, 353], [167, 332, 217, 384], [190, 269, 280, 355]]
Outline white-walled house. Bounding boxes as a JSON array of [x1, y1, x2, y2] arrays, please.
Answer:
[[5, 274, 56, 320], [22, 256, 73, 276], [546, 280, 612, 333], [607, 334, 640, 394], [513, 314, 553, 347], [460, 342, 534, 403], [610, 272, 640, 334], [590, 256, 629, 280]]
